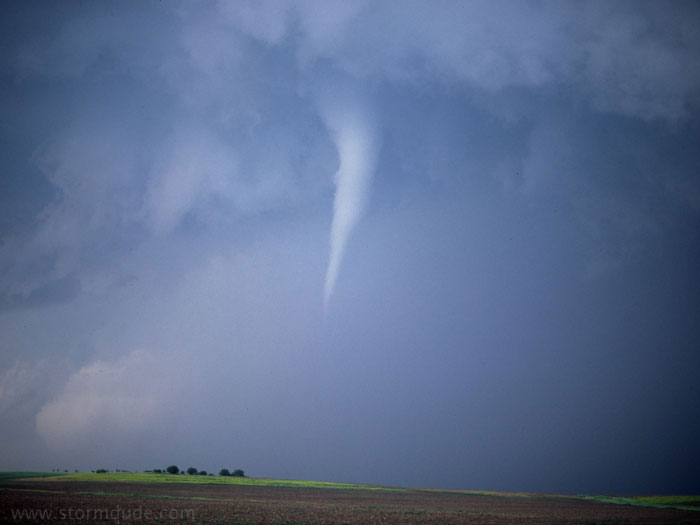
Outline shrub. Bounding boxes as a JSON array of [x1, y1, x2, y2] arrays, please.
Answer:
[[198, 470, 207, 476], [232, 469, 245, 477], [219, 469, 231, 476], [187, 467, 197, 475], [166, 465, 179, 475]]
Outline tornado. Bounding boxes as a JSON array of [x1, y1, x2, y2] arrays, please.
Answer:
[[322, 105, 379, 309]]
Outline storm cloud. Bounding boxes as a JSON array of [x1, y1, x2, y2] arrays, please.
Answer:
[[1, 1, 699, 494]]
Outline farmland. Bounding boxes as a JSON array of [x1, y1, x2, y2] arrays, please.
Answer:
[[1, 472, 699, 523]]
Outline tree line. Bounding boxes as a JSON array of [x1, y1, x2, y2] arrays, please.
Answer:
[[90, 466, 246, 477], [146, 465, 245, 477]]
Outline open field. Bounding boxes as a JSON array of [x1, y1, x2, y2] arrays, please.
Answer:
[[1, 472, 699, 524], [43, 472, 402, 491]]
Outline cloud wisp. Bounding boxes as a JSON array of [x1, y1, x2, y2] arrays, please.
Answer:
[[321, 103, 379, 309]]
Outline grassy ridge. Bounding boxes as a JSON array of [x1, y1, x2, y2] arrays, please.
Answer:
[[581, 494, 700, 511], [424, 489, 700, 511], [38, 472, 406, 492], [0, 472, 64, 481], [633, 495, 700, 506]]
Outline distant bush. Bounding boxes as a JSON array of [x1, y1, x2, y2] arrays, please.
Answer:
[[152, 469, 162, 473], [95, 469, 109, 474], [166, 465, 179, 475], [198, 470, 207, 476], [232, 469, 245, 477], [187, 467, 197, 475], [219, 469, 231, 476]]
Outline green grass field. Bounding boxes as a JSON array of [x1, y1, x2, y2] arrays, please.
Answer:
[[32, 471, 405, 492], [0, 472, 64, 481], [580, 494, 700, 511]]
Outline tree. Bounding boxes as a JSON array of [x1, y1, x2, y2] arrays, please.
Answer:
[[232, 469, 245, 477], [166, 465, 179, 475], [187, 467, 197, 475], [198, 470, 207, 476], [219, 469, 231, 477]]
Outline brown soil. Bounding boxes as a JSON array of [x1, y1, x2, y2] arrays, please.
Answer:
[[2, 479, 699, 524]]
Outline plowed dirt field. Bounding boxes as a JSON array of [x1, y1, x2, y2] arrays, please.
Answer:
[[2, 478, 699, 524]]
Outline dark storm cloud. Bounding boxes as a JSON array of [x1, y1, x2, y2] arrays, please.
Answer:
[[1, 0, 699, 494]]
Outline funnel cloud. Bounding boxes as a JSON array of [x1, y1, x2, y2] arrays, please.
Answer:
[[323, 106, 379, 308]]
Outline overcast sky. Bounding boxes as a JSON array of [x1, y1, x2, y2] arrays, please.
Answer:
[[1, 0, 700, 495]]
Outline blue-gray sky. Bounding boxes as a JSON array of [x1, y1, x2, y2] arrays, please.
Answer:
[[1, 0, 700, 494]]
